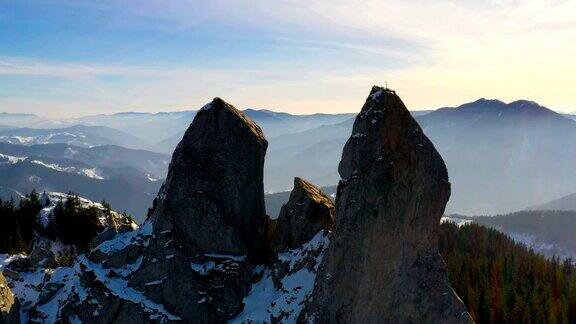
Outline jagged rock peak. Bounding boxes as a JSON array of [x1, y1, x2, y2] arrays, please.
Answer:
[[0, 273, 19, 324], [274, 177, 335, 250], [197, 97, 266, 142], [150, 96, 269, 258], [304, 86, 472, 323]]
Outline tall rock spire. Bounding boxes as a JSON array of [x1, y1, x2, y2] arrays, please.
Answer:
[[304, 86, 472, 323], [150, 97, 269, 258]]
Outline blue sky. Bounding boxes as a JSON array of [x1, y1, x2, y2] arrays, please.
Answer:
[[1, 0, 575, 117]]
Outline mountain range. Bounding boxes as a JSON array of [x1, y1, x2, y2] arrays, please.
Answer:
[[1, 88, 575, 323], [0, 143, 168, 219], [1, 97, 575, 217], [260, 99, 576, 215]]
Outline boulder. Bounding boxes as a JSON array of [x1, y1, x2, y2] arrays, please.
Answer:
[[0, 273, 19, 324], [303, 86, 472, 323]]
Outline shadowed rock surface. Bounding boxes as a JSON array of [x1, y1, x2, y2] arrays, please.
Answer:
[[11, 98, 270, 323], [150, 97, 269, 258], [0, 273, 19, 324], [127, 97, 269, 322], [274, 177, 335, 251], [303, 86, 472, 323]]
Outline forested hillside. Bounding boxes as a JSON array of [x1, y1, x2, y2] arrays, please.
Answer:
[[440, 222, 576, 323]]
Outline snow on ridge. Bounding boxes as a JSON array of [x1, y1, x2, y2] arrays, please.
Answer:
[[3, 197, 145, 323], [147, 174, 159, 182], [441, 216, 472, 227], [94, 220, 151, 254], [78, 256, 182, 321], [30, 159, 104, 180], [0, 152, 26, 164]]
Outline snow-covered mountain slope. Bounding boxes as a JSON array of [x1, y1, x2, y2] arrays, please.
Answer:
[[29, 158, 104, 180], [1, 222, 329, 323], [0, 153, 163, 221], [0, 192, 137, 322], [232, 231, 329, 323], [0, 125, 145, 149], [0, 142, 170, 180]]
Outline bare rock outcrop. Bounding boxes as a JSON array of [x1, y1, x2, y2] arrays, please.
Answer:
[[150, 97, 269, 258], [273, 177, 335, 251], [0, 273, 19, 324], [126, 98, 269, 322], [303, 86, 472, 323], [53, 97, 270, 323]]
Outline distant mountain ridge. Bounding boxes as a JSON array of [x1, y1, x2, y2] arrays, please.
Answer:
[[2, 98, 575, 217], [0, 142, 169, 220], [148, 109, 357, 154], [444, 210, 576, 261], [257, 97, 576, 215], [0, 125, 145, 149], [529, 191, 576, 212], [418, 98, 576, 214]]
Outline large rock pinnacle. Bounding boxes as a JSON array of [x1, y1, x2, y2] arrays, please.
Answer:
[[122, 97, 269, 322], [304, 86, 471, 323], [274, 177, 335, 251], [150, 97, 269, 258]]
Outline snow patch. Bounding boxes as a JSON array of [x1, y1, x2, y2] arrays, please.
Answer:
[[30, 160, 104, 180], [0, 153, 26, 164], [232, 231, 329, 323]]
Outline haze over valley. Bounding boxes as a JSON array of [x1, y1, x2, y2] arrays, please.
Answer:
[[1, 97, 574, 220]]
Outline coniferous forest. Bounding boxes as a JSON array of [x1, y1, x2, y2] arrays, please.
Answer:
[[0, 191, 42, 254], [440, 222, 576, 323]]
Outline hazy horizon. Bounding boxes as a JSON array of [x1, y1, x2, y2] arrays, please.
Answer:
[[1, 96, 574, 120], [1, 1, 575, 117]]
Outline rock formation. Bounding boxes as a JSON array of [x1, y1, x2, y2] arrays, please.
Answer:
[[273, 177, 335, 250], [25, 98, 270, 323], [3, 90, 472, 323], [150, 97, 268, 258], [303, 86, 472, 323], [0, 273, 19, 324]]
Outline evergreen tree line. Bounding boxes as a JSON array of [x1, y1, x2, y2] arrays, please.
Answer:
[[0, 190, 42, 254], [440, 222, 576, 324], [0, 191, 111, 254]]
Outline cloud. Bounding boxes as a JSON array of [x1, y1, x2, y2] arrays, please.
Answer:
[[1, 0, 576, 116]]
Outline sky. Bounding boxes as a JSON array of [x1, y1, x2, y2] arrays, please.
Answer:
[[0, 0, 575, 117]]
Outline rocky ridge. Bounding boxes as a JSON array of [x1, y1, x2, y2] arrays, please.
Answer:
[[2, 89, 470, 323]]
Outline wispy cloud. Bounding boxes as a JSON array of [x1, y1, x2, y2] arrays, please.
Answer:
[[1, 0, 576, 116]]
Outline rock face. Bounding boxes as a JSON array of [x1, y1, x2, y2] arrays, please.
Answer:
[[274, 177, 335, 250], [150, 97, 268, 258], [119, 98, 268, 323], [0, 273, 19, 324], [303, 86, 471, 323], [36, 98, 270, 323]]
